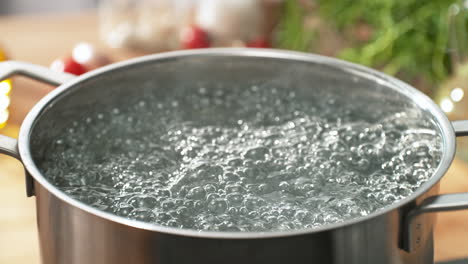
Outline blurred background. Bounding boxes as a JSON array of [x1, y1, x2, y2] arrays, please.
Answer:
[[0, 0, 467, 263], [0, 0, 98, 15]]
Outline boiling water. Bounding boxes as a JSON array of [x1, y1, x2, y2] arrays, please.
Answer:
[[39, 84, 442, 232]]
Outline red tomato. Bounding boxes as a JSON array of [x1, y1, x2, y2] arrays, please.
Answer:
[[180, 25, 211, 49], [51, 56, 86, 75]]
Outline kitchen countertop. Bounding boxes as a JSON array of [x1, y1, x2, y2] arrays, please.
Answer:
[[1, 11, 468, 264]]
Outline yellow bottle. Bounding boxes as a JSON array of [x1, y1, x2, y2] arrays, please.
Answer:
[[0, 47, 11, 129]]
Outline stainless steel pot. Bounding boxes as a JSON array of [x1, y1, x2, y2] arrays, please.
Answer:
[[1, 49, 468, 264]]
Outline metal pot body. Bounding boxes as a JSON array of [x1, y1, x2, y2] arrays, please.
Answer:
[[34, 182, 439, 264], [1, 49, 467, 264]]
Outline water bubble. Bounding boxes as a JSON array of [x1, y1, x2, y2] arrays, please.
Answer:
[[204, 184, 217, 194], [239, 207, 249, 215], [155, 189, 172, 198], [130, 208, 156, 221], [279, 181, 290, 191], [226, 193, 244, 206], [127, 195, 158, 209], [244, 147, 269, 160], [208, 198, 228, 214], [186, 187, 206, 200], [206, 193, 220, 202], [161, 200, 176, 211], [357, 143, 378, 158], [225, 184, 245, 194], [114, 203, 134, 216], [257, 183, 274, 194], [222, 172, 240, 182], [413, 169, 429, 181], [244, 197, 266, 210], [358, 126, 384, 144], [166, 219, 180, 227]]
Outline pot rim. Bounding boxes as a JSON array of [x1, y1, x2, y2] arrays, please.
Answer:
[[18, 48, 456, 239]]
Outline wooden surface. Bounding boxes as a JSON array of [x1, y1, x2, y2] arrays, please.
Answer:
[[1, 11, 468, 264]]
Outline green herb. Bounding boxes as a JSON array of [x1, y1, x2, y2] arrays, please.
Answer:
[[275, 0, 314, 52], [276, 0, 461, 95]]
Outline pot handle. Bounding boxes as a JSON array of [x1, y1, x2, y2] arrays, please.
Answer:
[[0, 134, 34, 196], [402, 120, 468, 252], [0, 61, 75, 85], [0, 134, 19, 159], [0, 61, 76, 196]]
